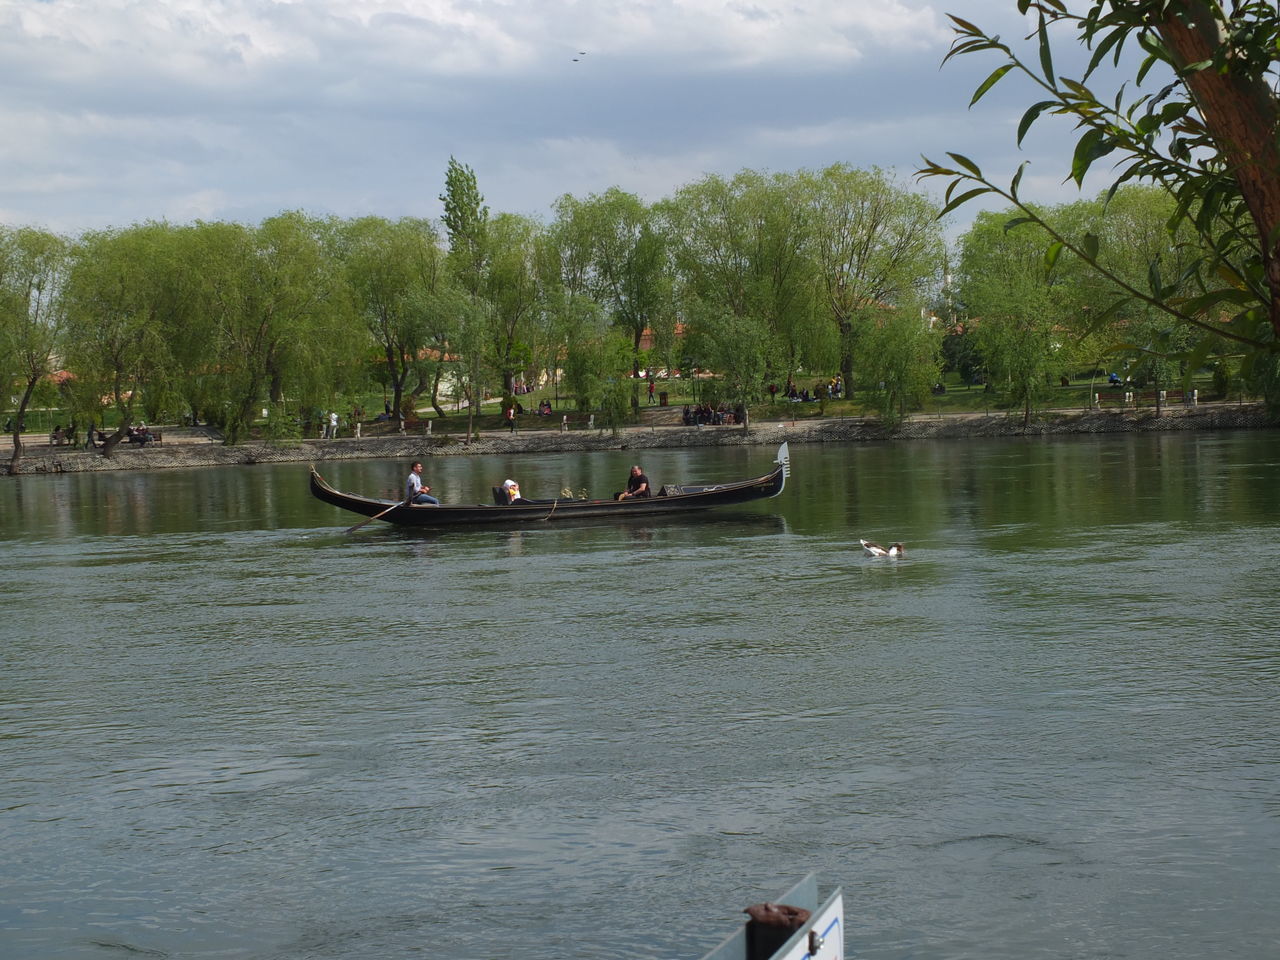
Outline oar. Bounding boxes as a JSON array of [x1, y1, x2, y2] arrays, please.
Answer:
[[345, 496, 411, 534]]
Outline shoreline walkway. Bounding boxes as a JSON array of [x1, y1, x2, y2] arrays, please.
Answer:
[[2, 402, 1272, 477]]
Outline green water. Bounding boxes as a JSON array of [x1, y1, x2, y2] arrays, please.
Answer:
[[2, 434, 1278, 959]]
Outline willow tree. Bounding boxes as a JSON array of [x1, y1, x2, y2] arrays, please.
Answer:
[[920, 0, 1280, 408], [338, 216, 451, 420], [958, 210, 1071, 425], [552, 188, 672, 418], [661, 170, 828, 385], [1088, 186, 1205, 405], [860, 306, 943, 426], [190, 213, 355, 444], [483, 213, 543, 397], [541, 202, 602, 404], [61, 223, 185, 456], [0, 227, 68, 472], [799, 164, 943, 392], [439, 158, 492, 438], [683, 303, 771, 430]]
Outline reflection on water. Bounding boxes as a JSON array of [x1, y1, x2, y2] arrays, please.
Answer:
[[3, 434, 1280, 960]]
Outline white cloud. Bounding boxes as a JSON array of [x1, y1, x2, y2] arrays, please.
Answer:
[[0, 0, 1102, 234]]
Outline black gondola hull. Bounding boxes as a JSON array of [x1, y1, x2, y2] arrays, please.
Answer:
[[310, 444, 790, 528]]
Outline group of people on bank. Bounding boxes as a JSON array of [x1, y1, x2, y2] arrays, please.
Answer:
[[682, 403, 742, 426], [43, 422, 157, 448], [402, 461, 652, 507]]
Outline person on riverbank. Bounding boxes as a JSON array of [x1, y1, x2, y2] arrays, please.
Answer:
[[405, 461, 439, 505], [617, 465, 651, 500]]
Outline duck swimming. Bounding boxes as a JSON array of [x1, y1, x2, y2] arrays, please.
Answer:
[[860, 539, 904, 558]]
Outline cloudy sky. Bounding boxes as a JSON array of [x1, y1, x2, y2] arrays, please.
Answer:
[[0, 0, 1124, 237]]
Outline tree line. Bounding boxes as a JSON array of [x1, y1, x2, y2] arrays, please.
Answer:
[[0, 156, 1259, 471]]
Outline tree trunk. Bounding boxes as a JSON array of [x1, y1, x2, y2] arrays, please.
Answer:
[[838, 316, 855, 396], [1156, 2, 1280, 335], [7, 377, 39, 474], [386, 345, 407, 427], [430, 365, 446, 418], [100, 430, 124, 458]]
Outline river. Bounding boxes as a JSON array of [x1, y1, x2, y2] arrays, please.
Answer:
[[2, 433, 1278, 959]]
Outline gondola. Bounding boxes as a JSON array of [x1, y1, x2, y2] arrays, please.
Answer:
[[310, 443, 790, 529]]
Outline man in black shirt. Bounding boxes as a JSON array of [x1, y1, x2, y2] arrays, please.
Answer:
[[619, 465, 651, 499]]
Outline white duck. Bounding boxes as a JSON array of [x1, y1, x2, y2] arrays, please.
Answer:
[[861, 539, 905, 558]]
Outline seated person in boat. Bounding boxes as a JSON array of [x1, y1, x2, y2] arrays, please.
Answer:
[[500, 479, 524, 504], [617, 465, 651, 500], [405, 461, 440, 505]]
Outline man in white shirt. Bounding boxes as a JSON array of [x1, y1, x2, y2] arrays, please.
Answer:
[[405, 461, 439, 505]]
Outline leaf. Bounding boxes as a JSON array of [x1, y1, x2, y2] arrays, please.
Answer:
[[1180, 287, 1257, 314], [939, 188, 990, 218], [916, 157, 959, 179], [947, 14, 983, 34], [1037, 12, 1054, 82], [1003, 216, 1034, 231], [1081, 232, 1099, 261], [1147, 259, 1164, 298], [1060, 77, 1090, 100], [1017, 101, 1056, 145], [1071, 129, 1105, 185], [946, 153, 984, 177], [1010, 161, 1028, 198], [1085, 26, 1124, 80], [1183, 336, 1217, 383], [970, 64, 1014, 106], [1083, 297, 1132, 337], [1137, 52, 1160, 86], [1044, 240, 1064, 272]]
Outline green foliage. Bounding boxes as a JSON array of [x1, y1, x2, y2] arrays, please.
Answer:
[[859, 307, 943, 425], [1211, 359, 1232, 399], [0, 227, 68, 453], [799, 164, 944, 388], [553, 188, 673, 371], [183, 213, 357, 444], [685, 301, 772, 423], [919, 0, 1280, 363], [563, 325, 630, 413], [599, 376, 632, 435], [336, 216, 448, 421], [440, 157, 489, 295], [264, 401, 303, 446], [62, 222, 179, 439], [661, 170, 826, 379]]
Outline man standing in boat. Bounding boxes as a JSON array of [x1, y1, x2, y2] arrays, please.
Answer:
[[618, 465, 651, 499], [405, 461, 439, 505]]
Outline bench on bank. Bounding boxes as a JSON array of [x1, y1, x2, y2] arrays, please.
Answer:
[[89, 428, 163, 446], [1093, 389, 1198, 408]]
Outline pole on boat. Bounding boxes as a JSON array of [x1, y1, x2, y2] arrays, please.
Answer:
[[345, 496, 410, 534]]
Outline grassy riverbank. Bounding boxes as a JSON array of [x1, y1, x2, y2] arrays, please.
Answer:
[[4, 399, 1273, 477]]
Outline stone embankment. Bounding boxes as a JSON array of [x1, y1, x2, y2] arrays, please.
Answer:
[[3, 403, 1273, 476]]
